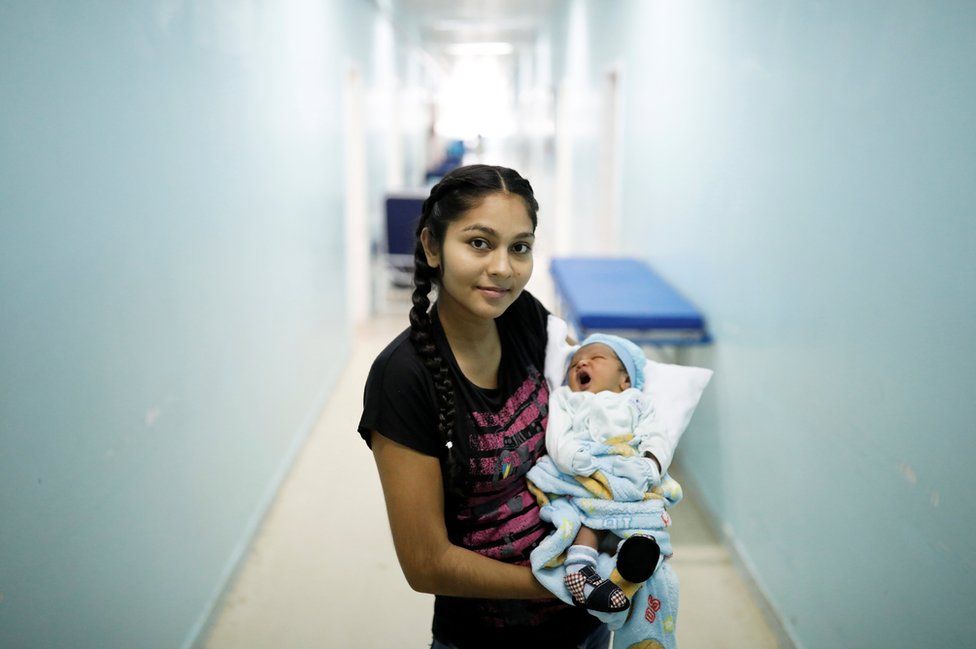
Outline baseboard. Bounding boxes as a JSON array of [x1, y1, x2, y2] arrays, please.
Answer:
[[672, 461, 802, 649]]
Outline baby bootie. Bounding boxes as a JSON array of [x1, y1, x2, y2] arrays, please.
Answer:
[[564, 565, 630, 613], [616, 534, 661, 584]]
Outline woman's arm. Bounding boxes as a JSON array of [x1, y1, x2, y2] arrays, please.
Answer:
[[371, 431, 553, 599]]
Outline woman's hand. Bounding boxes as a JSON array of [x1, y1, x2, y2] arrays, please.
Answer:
[[370, 431, 553, 599]]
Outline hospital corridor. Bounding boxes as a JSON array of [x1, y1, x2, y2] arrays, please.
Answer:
[[2, 2, 974, 649]]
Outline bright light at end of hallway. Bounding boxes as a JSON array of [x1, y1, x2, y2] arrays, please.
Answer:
[[436, 51, 516, 140]]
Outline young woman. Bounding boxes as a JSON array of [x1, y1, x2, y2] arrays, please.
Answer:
[[358, 165, 609, 648]]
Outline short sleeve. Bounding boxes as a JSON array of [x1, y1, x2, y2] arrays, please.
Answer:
[[357, 339, 441, 457]]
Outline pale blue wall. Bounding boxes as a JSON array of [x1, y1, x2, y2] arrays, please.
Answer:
[[555, 1, 976, 646], [0, 1, 394, 647], [548, 0, 624, 252]]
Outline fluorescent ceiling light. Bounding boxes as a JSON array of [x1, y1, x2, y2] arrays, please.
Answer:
[[445, 42, 514, 56]]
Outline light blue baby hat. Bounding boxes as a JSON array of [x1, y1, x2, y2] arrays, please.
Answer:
[[575, 333, 646, 391]]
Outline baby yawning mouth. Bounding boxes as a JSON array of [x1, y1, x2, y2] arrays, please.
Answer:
[[578, 370, 591, 387]]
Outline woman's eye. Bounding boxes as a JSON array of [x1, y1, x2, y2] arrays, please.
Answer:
[[470, 238, 490, 250], [512, 242, 533, 254]]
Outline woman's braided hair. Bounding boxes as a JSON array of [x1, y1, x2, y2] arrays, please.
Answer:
[[409, 164, 539, 494]]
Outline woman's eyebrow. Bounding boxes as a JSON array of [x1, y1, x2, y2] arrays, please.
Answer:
[[460, 224, 535, 239]]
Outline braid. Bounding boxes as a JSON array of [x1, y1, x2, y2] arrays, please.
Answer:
[[406, 164, 539, 498], [409, 194, 462, 494]]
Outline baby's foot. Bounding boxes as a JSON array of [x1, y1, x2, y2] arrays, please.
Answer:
[[564, 565, 630, 613], [616, 534, 661, 584]]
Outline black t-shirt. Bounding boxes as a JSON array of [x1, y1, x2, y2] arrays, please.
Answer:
[[358, 290, 599, 648]]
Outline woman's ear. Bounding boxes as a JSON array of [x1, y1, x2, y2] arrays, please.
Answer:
[[420, 228, 440, 269]]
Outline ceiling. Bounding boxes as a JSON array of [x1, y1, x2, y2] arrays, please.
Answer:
[[386, 0, 559, 52]]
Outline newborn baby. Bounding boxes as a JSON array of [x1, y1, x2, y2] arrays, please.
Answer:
[[545, 333, 672, 613]]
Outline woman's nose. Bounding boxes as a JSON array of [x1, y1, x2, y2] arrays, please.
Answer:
[[487, 249, 513, 277]]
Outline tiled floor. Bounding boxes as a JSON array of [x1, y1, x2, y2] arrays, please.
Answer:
[[201, 304, 785, 648]]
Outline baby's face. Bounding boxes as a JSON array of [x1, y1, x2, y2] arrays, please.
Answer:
[[567, 343, 631, 394]]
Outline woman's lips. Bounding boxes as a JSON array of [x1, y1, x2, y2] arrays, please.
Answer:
[[477, 286, 510, 299]]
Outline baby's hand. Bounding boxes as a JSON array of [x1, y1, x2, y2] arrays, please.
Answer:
[[571, 446, 597, 476], [642, 452, 663, 488], [611, 456, 660, 492]]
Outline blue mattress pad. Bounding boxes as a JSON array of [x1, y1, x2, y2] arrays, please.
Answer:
[[550, 257, 705, 332]]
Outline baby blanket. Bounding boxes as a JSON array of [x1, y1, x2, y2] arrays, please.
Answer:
[[527, 452, 683, 649]]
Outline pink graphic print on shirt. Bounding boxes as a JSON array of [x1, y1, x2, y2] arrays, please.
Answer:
[[455, 367, 550, 563], [455, 367, 572, 628]]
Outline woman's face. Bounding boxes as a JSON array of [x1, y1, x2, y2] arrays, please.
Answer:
[[422, 192, 535, 323]]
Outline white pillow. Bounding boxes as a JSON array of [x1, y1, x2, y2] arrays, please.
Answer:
[[544, 314, 713, 448], [642, 356, 713, 448]]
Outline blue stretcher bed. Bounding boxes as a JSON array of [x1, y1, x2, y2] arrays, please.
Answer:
[[550, 257, 711, 346]]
